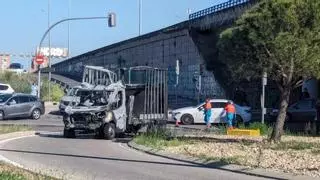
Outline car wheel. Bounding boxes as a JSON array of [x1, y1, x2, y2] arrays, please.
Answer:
[[0, 111, 4, 120], [181, 114, 194, 125], [103, 123, 116, 140], [63, 128, 76, 138], [31, 109, 41, 120]]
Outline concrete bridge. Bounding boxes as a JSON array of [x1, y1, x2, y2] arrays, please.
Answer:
[[50, 0, 259, 109]]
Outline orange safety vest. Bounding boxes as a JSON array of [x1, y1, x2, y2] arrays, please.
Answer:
[[225, 104, 235, 113], [204, 102, 212, 110]]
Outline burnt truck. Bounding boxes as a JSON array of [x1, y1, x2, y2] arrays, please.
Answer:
[[62, 66, 168, 139]]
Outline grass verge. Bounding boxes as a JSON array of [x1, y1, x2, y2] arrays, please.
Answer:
[[134, 131, 189, 149], [0, 125, 32, 135], [0, 162, 58, 180]]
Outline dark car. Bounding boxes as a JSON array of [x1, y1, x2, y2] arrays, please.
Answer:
[[269, 98, 317, 122], [0, 93, 45, 120]]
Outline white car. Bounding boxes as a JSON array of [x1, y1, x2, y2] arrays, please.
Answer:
[[169, 99, 252, 125], [0, 83, 14, 94]]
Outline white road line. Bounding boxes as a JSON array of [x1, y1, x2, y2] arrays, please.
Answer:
[[35, 131, 62, 136], [0, 134, 36, 168]]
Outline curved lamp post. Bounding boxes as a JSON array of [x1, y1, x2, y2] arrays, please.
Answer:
[[36, 13, 116, 98]]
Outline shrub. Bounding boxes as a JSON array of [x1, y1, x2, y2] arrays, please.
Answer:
[[237, 122, 271, 135], [40, 79, 64, 102], [0, 72, 32, 93], [247, 122, 270, 135]]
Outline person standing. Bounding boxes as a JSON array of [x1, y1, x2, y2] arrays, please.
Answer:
[[203, 98, 212, 129], [225, 101, 236, 130], [31, 83, 38, 96]]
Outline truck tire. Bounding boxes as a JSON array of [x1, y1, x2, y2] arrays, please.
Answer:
[[94, 127, 104, 139], [103, 123, 116, 140], [63, 128, 76, 138]]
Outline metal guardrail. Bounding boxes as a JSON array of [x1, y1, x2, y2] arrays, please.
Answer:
[[189, 0, 250, 20]]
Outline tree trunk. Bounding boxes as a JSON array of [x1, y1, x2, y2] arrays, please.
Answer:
[[269, 87, 291, 142]]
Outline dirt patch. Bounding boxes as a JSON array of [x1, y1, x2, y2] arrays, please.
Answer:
[[163, 135, 320, 177]]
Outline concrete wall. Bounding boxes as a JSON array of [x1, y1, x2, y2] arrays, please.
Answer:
[[54, 29, 225, 107], [52, 0, 258, 108]]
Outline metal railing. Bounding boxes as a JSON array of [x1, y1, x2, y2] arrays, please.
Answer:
[[189, 0, 250, 20]]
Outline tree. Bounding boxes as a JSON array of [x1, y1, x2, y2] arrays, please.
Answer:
[[218, 0, 320, 142]]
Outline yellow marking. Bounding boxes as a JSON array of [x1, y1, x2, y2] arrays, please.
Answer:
[[227, 128, 260, 136]]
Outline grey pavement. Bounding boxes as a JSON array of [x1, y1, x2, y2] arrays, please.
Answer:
[[0, 134, 274, 180]]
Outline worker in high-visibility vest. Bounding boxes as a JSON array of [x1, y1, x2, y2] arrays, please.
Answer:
[[203, 98, 212, 128], [225, 101, 236, 130]]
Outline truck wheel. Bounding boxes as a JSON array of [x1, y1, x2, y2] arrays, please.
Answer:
[[94, 127, 104, 139], [103, 123, 116, 140], [63, 128, 76, 138]]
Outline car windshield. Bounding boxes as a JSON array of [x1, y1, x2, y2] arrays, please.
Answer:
[[0, 94, 12, 103], [68, 88, 92, 96]]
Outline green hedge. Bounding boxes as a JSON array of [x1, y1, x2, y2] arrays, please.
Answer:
[[40, 78, 64, 102], [0, 71, 33, 93], [238, 122, 271, 135], [0, 72, 64, 102]]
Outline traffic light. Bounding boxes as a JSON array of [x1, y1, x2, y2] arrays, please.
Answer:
[[108, 13, 116, 27]]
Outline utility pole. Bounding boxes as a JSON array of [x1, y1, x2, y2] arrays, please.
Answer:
[[261, 72, 267, 124], [175, 59, 180, 105], [48, 0, 51, 102], [37, 15, 116, 98], [68, 0, 71, 57], [138, 0, 142, 36]]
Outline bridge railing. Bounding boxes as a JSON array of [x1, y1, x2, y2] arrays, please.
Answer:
[[189, 0, 250, 20]]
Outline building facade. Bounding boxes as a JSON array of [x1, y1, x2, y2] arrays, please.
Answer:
[[0, 55, 10, 71]]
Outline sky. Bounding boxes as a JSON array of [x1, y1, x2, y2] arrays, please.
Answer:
[[0, 0, 226, 70]]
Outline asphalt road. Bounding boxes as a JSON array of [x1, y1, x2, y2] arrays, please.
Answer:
[[0, 133, 274, 180], [0, 106, 274, 180]]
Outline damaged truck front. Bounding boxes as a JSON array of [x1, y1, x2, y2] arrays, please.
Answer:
[[62, 66, 168, 139]]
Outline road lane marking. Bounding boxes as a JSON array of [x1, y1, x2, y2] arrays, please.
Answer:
[[0, 134, 36, 168]]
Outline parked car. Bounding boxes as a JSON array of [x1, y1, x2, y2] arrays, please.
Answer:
[[269, 98, 317, 122], [0, 83, 14, 94], [0, 93, 45, 120], [169, 99, 252, 125]]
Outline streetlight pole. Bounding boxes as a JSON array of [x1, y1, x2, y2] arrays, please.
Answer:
[[68, 0, 71, 57], [138, 0, 142, 36], [48, 0, 51, 102], [36, 15, 115, 99]]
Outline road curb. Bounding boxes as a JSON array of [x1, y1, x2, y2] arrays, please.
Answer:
[[127, 141, 315, 180]]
